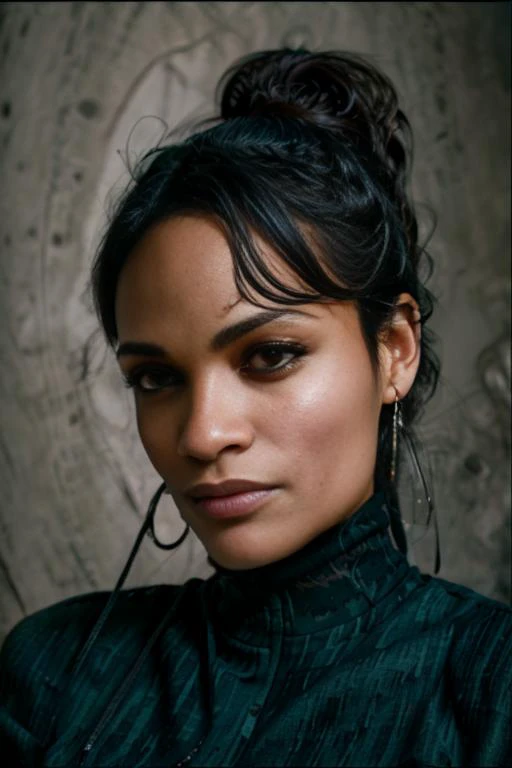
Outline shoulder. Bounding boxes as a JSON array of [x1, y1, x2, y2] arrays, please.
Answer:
[[1, 586, 165, 656], [1, 578, 204, 667], [398, 573, 511, 709], [404, 570, 510, 628], [419, 575, 512, 762], [415, 573, 512, 662], [1, 590, 111, 690], [0, 579, 204, 708], [437, 576, 511, 676], [0, 580, 204, 760], [421, 573, 511, 637]]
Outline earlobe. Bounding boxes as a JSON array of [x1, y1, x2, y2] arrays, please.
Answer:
[[380, 293, 421, 404]]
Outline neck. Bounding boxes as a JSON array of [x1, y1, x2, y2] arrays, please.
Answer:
[[205, 492, 420, 645]]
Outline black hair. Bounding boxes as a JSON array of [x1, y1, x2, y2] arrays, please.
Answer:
[[90, 48, 440, 547]]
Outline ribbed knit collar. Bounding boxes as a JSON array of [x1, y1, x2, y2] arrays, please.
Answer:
[[207, 492, 421, 646]]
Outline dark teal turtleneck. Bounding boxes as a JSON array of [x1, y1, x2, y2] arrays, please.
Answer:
[[1, 493, 511, 766]]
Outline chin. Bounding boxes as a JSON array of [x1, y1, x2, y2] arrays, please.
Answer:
[[202, 527, 308, 572], [206, 547, 276, 571]]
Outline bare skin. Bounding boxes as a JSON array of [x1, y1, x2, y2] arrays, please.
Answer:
[[115, 215, 420, 570]]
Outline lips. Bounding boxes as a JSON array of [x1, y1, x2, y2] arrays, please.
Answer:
[[186, 479, 275, 499], [185, 480, 279, 519]]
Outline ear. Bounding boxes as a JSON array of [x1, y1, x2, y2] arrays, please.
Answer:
[[378, 293, 421, 404]]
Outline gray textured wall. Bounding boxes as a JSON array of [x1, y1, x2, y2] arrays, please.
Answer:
[[0, 2, 510, 642]]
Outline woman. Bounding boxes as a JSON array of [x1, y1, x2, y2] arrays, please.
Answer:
[[1, 48, 510, 767]]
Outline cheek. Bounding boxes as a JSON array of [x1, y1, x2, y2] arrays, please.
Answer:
[[135, 402, 176, 474], [262, 355, 380, 469]]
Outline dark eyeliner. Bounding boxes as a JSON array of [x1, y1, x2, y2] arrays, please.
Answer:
[[121, 365, 181, 393], [121, 341, 307, 391], [241, 341, 308, 374]]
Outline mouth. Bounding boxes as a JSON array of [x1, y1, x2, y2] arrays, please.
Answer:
[[185, 480, 280, 520]]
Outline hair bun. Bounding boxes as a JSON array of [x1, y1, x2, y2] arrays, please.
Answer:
[[218, 47, 411, 185], [218, 47, 414, 253], [219, 48, 355, 122]]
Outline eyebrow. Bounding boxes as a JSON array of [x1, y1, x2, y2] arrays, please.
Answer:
[[116, 309, 315, 360]]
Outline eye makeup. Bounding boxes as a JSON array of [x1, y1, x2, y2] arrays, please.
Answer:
[[121, 339, 309, 394]]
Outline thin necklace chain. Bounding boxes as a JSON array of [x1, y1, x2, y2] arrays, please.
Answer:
[[175, 737, 205, 767]]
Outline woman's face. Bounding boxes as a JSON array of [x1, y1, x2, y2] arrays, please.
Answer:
[[115, 215, 391, 570]]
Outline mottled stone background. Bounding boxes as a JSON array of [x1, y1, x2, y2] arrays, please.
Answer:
[[0, 1, 510, 642]]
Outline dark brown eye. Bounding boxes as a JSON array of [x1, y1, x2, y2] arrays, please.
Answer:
[[243, 342, 307, 374], [122, 367, 181, 393]]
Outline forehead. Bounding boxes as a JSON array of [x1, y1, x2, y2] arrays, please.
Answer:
[[115, 214, 307, 337]]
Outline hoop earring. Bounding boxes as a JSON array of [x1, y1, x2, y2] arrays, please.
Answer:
[[146, 481, 190, 550]]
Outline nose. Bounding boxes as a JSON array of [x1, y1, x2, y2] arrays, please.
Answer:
[[176, 373, 254, 462]]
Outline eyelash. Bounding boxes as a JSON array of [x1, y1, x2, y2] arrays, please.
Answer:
[[121, 341, 308, 394]]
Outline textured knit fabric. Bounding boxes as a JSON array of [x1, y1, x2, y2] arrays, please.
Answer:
[[1, 493, 511, 767]]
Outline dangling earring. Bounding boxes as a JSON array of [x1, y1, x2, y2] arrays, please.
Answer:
[[389, 385, 441, 574], [390, 388, 403, 484], [146, 481, 190, 550]]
